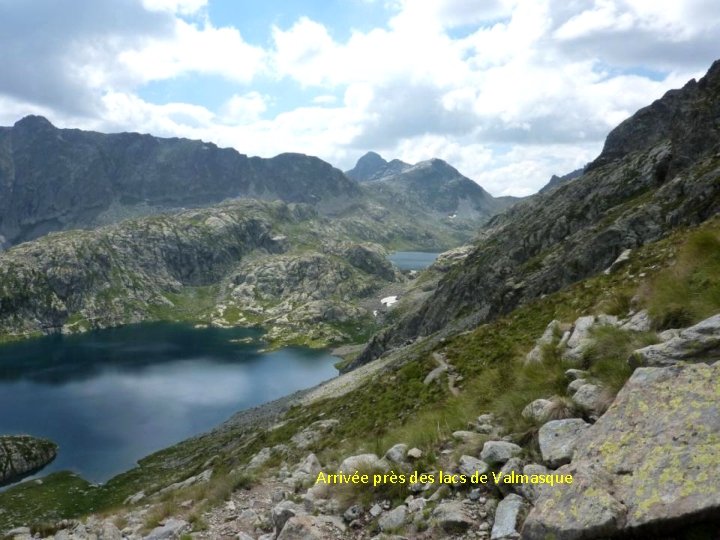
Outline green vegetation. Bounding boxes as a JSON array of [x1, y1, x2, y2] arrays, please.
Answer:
[[643, 227, 720, 329], [2, 217, 719, 532]]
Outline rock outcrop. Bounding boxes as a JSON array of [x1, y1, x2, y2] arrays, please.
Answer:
[[523, 361, 720, 539], [0, 435, 57, 485]]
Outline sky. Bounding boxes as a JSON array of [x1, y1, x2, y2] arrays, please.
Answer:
[[0, 1, 719, 196]]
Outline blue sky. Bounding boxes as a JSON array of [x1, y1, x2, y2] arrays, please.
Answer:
[[1, 0, 719, 195]]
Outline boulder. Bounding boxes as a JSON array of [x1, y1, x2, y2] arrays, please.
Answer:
[[538, 418, 590, 468], [566, 316, 596, 349], [621, 309, 652, 332], [432, 501, 475, 534], [277, 515, 343, 540], [452, 430, 481, 443], [497, 458, 524, 496], [337, 453, 388, 474], [604, 248, 632, 274], [564, 369, 588, 381], [290, 419, 339, 450], [378, 505, 407, 531], [0, 435, 57, 485], [272, 500, 305, 533], [144, 518, 189, 540], [571, 383, 609, 418], [517, 463, 550, 503], [407, 447, 423, 459], [521, 398, 554, 423], [288, 453, 321, 487], [630, 313, 720, 367], [384, 443, 408, 464], [491, 494, 529, 540], [523, 362, 720, 539], [458, 455, 489, 478], [566, 378, 586, 395], [481, 441, 522, 465], [525, 320, 560, 363]]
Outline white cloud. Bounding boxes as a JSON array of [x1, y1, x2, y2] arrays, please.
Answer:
[[1, 0, 719, 197], [118, 19, 266, 84], [142, 0, 208, 15]]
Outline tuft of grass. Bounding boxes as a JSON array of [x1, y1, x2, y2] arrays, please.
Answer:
[[644, 228, 720, 329], [583, 326, 658, 393]]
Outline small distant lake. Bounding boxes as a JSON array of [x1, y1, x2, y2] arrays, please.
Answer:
[[388, 251, 441, 271], [0, 323, 337, 486]]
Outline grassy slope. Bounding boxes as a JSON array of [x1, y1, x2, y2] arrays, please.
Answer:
[[1, 216, 719, 531]]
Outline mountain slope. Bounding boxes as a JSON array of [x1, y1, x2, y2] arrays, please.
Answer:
[[0, 117, 361, 248], [361, 157, 518, 221], [0, 199, 412, 348], [349, 59, 720, 370], [345, 151, 411, 182]]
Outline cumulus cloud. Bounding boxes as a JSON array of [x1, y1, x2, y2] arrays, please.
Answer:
[[1, 0, 719, 195]]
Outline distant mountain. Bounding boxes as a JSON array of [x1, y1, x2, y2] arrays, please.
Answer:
[[345, 151, 411, 182], [0, 116, 362, 248], [357, 156, 518, 220], [351, 58, 720, 370], [538, 168, 584, 194]]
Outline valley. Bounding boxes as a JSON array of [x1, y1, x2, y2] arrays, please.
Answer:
[[0, 57, 719, 540]]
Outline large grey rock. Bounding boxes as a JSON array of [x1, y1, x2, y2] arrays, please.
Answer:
[[604, 248, 632, 274], [431, 501, 475, 534], [538, 418, 590, 468], [0, 435, 57, 485], [621, 309, 652, 332], [290, 419, 339, 450], [525, 320, 560, 363], [521, 398, 554, 423], [571, 383, 609, 418], [337, 453, 388, 474], [288, 453, 321, 487], [497, 457, 524, 496], [491, 494, 529, 540], [566, 316, 596, 349], [630, 313, 720, 367], [272, 500, 305, 532], [277, 515, 343, 540], [143, 518, 189, 540], [517, 463, 550, 503], [523, 361, 720, 539], [378, 505, 407, 531], [383, 443, 408, 464], [458, 455, 489, 478], [481, 441, 522, 465]]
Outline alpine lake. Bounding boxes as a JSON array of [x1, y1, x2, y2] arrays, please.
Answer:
[[0, 251, 440, 488], [0, 323, 337, 487]]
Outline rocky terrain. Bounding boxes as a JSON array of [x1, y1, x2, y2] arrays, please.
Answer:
[[0, 199, 417, 348], [0, 116, 366, 248], [349, 152, 517, 221], [350, 59, 720, 371], [1, 57, 720, 540], [0, 436, 57, 486]]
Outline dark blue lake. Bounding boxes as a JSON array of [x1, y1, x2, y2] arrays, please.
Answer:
[[0, 323, 337, 486], [388, 251, 441, 271]]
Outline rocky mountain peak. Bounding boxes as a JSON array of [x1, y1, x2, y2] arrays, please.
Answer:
[[346, 151, 388, 181], [13, 115, 55, 131], [588, 58, 720, 174]]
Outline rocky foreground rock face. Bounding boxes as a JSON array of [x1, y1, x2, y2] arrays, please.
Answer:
[[0, 435, 57, 485], [523, 361, 720, 539]]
